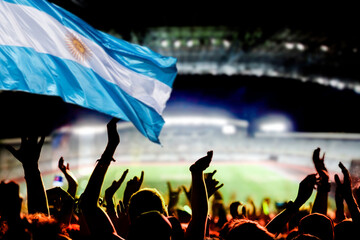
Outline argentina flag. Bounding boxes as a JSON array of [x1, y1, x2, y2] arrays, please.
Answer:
[[0, 0, 177, 143]]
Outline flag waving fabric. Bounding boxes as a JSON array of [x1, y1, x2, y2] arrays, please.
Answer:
[[0, 0, 177, 143]]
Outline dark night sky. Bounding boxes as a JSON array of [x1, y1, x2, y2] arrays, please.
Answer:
[[170, 74, 360, 133]]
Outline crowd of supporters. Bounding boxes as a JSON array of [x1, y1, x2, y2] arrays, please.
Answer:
[[1, 118, 359, 240]]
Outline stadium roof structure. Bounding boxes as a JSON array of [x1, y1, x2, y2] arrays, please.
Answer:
[[48, 0, 360, 90]]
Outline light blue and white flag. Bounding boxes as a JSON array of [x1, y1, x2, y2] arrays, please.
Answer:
[[0, 0, 177, 143]]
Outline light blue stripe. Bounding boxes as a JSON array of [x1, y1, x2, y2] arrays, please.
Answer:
[[2, 0, 177, 87], [0, 45, 164, 143]]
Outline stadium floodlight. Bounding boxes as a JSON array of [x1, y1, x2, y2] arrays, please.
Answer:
[[284, 42, 295, 50], [257, 114, 293, 133], [260, 122, 287, 133], [296, 43, 305, 51], [165, 116, 228, 126], [161, 40, 169, 48], [320, 45, 329, 52], [222, 124, 236, 135], [354, 85, 360, 94], [72, 126, 106, 135], [164, 116, 248, 128]]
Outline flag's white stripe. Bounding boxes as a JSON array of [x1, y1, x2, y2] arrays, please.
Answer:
[[0, 1, 171, 114]]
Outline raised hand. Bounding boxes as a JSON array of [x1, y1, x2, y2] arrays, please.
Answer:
[[5, 135, 48, 215], [58, 156, 69, 173], [102, 170, 129, 238], [311, 148, 330, 214], [185, 151, 213, 240], [204, 170, 224, 198], [334, 175, 346, 223], [76, 118, 125, 239], [294, 174, 317, 208], [101, 117, 120, 161], [123, 171, 144, 209], [46, 187, 74, 225], [181, 184, 192, 203], [335, 162, 353, 199], [58, 157, 78, 198], [313, 148, 329, 183], [190, 150, 213, 172], [5, 135, 45, 165], [114, 200, 131, 238], [265, 173, 316, 235], [167, 181, 182, 214], [105, 169, 129, 207], [335, 162, 360, 223]]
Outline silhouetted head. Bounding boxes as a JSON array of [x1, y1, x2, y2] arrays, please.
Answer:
[[127, 210, 172, 240], [334, 219, 357, 240], [128, 188, 168, 223], [0, 180, 23, 221], [26, 213, 69, 240], [298, 213, 334, 240], [220, 218, 274, 240]]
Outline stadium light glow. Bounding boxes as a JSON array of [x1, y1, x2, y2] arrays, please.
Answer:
[[165, 116, 228, 126], [284, 42, 295, 50], [222, 125, 236, 135], [296, 43, 305, 51], [257, 114, 293, 133], [315, 77, 329, 86], [187, 40, 194, 48], [174, 40, 182, 48], [164, 116, 248, 128], [330, 79, 346, 90], [161, 40, 169, 48], [72, 126, 106, 135], [354, 84, 360, 94], [320, 45, 329, 52], [260, 122, 287, 132], [223, 39, 231, 49]]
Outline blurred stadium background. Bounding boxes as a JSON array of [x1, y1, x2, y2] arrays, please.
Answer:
[[1, 0, 360, 211]]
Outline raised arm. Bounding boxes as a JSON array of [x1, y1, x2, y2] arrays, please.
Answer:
[[81, 118, 120, 206], [311, 148, 331, 215], [185, 150, 213, 240], [167, 181, 182, 216], [78, 118, 124, 239], [104, 169, 128, 237], [204, 170, 224, 199], [335, 162, 360, 224], [5, 135, 49, 215], [122, 171, 144, 210], [58, 156, 78, 198], [105, 169, 129, 213], [266, 173, 317, 236], [334, 176, 346, 223]]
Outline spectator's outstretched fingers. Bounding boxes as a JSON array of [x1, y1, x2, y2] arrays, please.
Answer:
[[205, 170, 224, 198], [5, 135, 49, 215], [101, 117, 120, 161], [311, 148, 330, 215], [58, 156, 78, 198], [185, 151, 214, 240], [335, 162, 360, 224], [105, 169, 129, 207], [167, 181, 182, 214], [123, 171, 145, 209]]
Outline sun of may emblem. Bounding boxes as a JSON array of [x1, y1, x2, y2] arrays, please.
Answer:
[[66, 33, 91, 62]]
